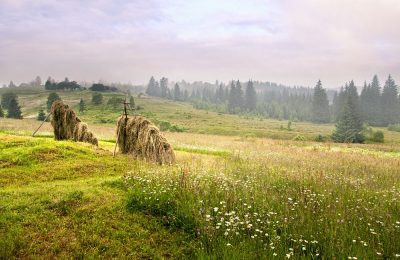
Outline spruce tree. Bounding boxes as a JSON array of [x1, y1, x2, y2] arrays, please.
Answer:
[[79, 98, 86, 113], [332, 81, 364, 143], [360, 81, 370, 122], [7, 97, 22, 119], [360, 75, 382, 126], [235, 80, 244, 110], [332, 87, 345, 121], [245, 80, 257, 112], [1, 92, 17, 110], [145, 76, 157, 96], [47, 92, 61, 110], [311, 80, 330, 123], [369, 75, 382, 125], [173, 83, 181, 101], [0, 106, 4, 117], [160, 77, 168, 98], [381, 75, 399, 126], [228, 81, 236, 113], [37, 109, 46, 121]]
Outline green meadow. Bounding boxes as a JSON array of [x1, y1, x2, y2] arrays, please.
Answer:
[[1, 88, 400, 258]]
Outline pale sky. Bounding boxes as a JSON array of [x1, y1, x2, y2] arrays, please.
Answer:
[[1, 0, 399, 88]]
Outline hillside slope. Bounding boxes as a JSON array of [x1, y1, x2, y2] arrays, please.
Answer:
[[2, 87, 400, 144], [1, 131, 400, 258], [0, 133, 193, 258]]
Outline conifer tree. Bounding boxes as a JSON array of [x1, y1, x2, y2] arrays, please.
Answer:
[[236, 80, 244, 110], [245, 80, 257, 112], [0, 105, 4, 117], [145, 76, 157, 96], [79, 98, 86, 113], [311, 80, 330, 123], [173, 83, 181, 101], [160, 77, 168, 98], [6, 97, 22, 119], [47, 92, 61, 110], [332, 81, 364, 143], [332, 87, 345, 121], [37, 109, 46, 121], [360, 75, 382, 126], [228, 81, 237, 113], [360, 81, 369, 122], [1, 92, 17, 110], [381, 75, 399, 126]]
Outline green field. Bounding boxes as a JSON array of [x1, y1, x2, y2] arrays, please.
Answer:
[[1, 88, 400, 258]]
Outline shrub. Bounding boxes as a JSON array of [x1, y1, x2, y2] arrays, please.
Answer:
[[91, 92, 103, 105], [314, 134, 326, 142], [107, 96, 124, 109], [158, 120, 185, 132], [364, 127, 385, 143], [371, 131, 384, 143]]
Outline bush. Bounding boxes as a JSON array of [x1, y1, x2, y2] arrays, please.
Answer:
[[364, 127, 385, 143], [371, 131, 384, 143], [92, 92, 103, 105], [158, 120, 185, 132], [107, 96, 124, 109], [314, 134, 326, 142]]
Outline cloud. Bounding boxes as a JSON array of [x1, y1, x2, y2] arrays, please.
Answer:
[[0, 0, 399, 87]]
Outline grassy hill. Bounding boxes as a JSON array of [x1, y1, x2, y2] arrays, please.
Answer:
[[2, 87, 400, 144], [1, 129, 400, 258], [1, 87, 400, 258]]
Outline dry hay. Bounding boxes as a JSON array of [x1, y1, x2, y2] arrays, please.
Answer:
[[51, 100, 98, 146], [116, 115, 175, 165]]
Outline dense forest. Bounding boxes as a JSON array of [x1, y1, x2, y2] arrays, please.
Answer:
[[145, 75, 400, 127]]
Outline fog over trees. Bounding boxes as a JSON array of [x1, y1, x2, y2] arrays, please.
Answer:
[[145, 75, 400, 127]]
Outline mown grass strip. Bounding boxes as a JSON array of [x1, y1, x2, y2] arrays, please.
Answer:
[[174, 145, 232, 157]]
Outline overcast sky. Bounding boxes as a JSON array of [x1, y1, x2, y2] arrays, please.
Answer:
[[1, 0, 399, 88]]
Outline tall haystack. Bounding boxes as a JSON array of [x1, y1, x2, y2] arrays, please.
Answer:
[[116, 115, 175, 165], [51, 100, 98, 146]]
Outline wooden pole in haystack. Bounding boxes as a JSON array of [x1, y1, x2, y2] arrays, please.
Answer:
[[32, 112, 51, 137], [113, 98, 130, 157]]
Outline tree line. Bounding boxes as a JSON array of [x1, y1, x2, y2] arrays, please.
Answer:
[[145, 75, 399, 127]]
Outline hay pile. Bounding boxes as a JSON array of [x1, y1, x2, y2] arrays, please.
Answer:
[[116, 115, 175, 164], [51, 100, 98, 146]]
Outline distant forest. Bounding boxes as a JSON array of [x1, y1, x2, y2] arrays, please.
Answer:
[[145, 75, 400, 127], [2, 74, 399, 127]]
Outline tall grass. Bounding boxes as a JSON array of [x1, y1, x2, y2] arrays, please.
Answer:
[[123, 141, 400, 258]]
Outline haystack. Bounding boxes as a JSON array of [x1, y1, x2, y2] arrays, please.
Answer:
[[116, 115, 175, 165], [51, 100, 98, 146]]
